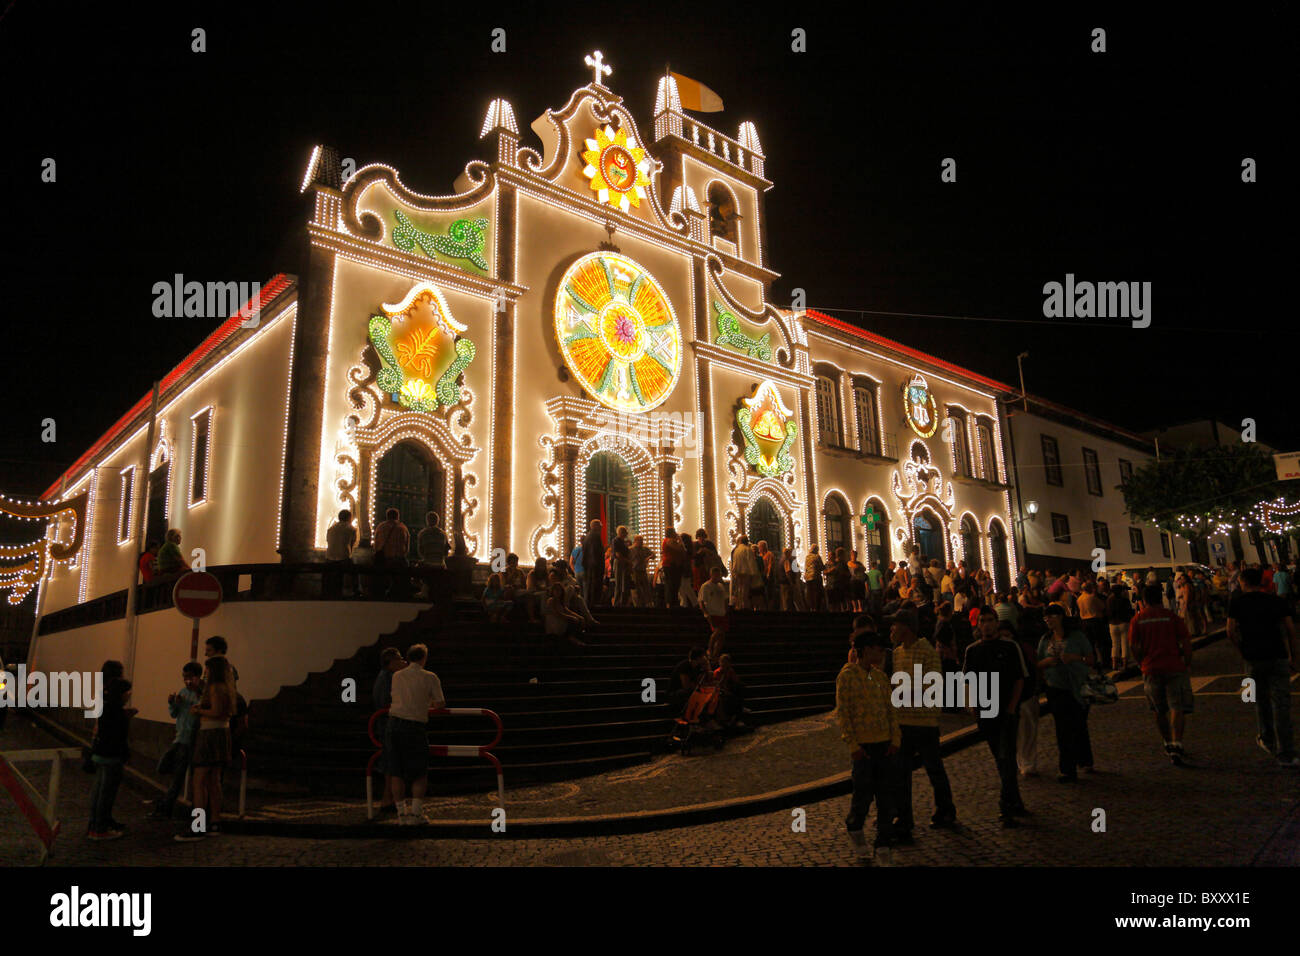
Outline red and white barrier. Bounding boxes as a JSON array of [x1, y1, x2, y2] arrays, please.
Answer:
[[0, 748, 81, 862], [365, 706, 505, 820]]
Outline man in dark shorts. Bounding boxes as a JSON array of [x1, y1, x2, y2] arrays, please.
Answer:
[[1229, 568, 1300, 768], [372, 648, 406, 814], [1129, 585, 1194, 764], [385, 643, 446, 824]]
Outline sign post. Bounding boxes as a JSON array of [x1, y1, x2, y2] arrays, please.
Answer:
[[173, 571, 223, 659]]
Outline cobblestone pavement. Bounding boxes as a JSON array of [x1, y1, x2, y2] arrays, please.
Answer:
[[2, 637, 1296, 866]]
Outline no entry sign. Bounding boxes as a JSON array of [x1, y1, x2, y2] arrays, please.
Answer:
[[173, 571, 222, 659], [173, 571, 223, 618]]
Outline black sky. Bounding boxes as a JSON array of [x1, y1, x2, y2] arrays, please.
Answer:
[[0, 1, 1291, 497]]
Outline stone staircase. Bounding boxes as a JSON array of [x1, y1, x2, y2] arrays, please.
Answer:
[[245, 604, 853, 795]]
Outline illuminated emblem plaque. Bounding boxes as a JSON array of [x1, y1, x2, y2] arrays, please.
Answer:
[[581, 125, 651, 213], [737, 380, 797, 477], [902, 373, 939, 438], [554, 252, 682, 412], [368, 283, 476, 411]]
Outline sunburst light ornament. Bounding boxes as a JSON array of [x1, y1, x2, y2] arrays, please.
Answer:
[[582, 125, 651, 212]]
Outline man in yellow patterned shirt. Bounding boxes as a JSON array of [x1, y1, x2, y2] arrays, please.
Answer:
[[836, 629, 901, 864], [889, 608, 958, 838]]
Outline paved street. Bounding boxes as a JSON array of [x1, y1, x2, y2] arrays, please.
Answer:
[[2, 636, 1296, 866]]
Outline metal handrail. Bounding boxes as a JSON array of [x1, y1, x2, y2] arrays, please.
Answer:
[[364, 706, 505, 820]]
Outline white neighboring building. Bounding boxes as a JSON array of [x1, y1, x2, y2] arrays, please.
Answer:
[[1003, 395, 1189, 574]]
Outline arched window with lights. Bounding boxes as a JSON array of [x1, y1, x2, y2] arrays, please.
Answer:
[[853, 382, 879, 454], [815, 372, 842, 446], [948, 410, 970, 477], [976, 418, 997, 481]]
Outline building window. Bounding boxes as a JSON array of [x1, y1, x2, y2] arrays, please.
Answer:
[[1092, 521, 1110, 550], [1160, 531, 1171, 558], [707, 182, 739, 247], [977, 420, 996, 481], [1041, 435, 1063, 486], [815, 374, 841, 446], [190, 408, 212, 506], [949, 411, 970, 476], [117, 466, 135, 543], [1083, 447, 1102, 496], [853, 384, 878, 454], [1118, 458, 1134, 484], [1051, 512, 1071, 544], [1129, 527, 1145, 554]]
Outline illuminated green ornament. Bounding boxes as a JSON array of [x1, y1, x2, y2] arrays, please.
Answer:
[[391, 210, 490, 272], [435, 338, 477, 405], [714, 302, 771, 361]]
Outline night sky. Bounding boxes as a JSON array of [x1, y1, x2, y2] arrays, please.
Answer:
[[0, 2, 1290, 498]]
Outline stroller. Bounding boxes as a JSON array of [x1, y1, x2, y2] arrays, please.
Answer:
[[667, 673, 727, 754]]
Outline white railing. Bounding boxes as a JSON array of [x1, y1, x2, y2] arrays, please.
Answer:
[[654, 110, 765, 178]]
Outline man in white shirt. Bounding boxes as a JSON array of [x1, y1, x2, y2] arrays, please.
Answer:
[[385, 643, 446, 824], [326, 509, 357, 560], [700, 566, 730, 629]]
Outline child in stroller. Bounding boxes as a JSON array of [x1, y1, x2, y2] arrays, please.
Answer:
[[668, 666, 725, 754], [667, 650, 749, 753]]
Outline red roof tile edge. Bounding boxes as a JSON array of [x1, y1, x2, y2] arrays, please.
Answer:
[[41, 274, 296, 500]]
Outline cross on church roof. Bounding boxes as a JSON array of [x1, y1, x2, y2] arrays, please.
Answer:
[[584, 50, 612, 87]]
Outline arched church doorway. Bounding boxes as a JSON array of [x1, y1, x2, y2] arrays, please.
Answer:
[[960, 515, 982, 573], [913, 510, 943, 564], [375, 440, 444, 559], [862, 499, 890, 570], [749, 497, 784, 553], [586, 451, 636, 546], [990, 520, 1011, 592]]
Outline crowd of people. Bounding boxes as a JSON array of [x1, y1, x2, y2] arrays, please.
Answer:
[[117, 513, 1295, 842], [835, 557, 1300, 865]]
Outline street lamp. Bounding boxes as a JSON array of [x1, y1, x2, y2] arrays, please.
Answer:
[[1016, 499, 1039, 526]]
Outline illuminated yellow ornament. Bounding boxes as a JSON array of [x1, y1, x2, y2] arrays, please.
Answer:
[[738, 381, 797, 477], [581, 125, 651, 213], [399, 378, 437, 408], [554, 252, 681, 412]]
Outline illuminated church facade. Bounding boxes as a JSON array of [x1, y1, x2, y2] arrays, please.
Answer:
[[31, 54, 1019, 682]]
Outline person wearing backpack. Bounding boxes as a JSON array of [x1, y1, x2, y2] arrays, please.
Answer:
[[1037, 605, 1094, 781]]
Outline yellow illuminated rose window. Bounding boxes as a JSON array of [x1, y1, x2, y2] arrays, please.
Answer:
[[582, 125, 651, 213], [554, 252, 682, 412]]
